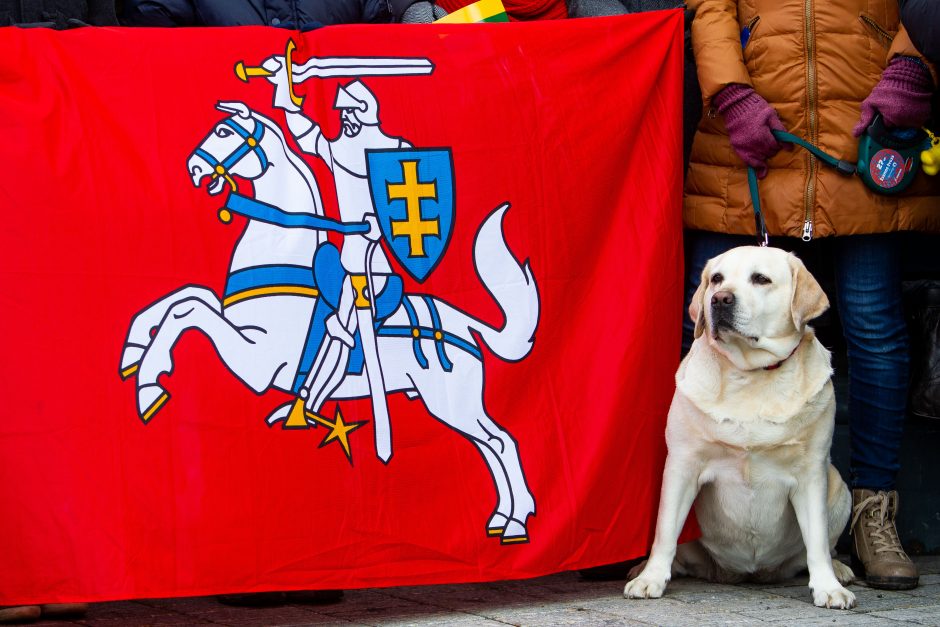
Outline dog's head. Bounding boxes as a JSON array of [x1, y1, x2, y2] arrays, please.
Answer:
[[689, 246, 828, 370]]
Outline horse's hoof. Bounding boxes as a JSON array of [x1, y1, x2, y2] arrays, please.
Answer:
[[138, 385, 170, 423], [120, 344, 146, 380], [486, 512, 509, 537], [500, 519, 529, 545]]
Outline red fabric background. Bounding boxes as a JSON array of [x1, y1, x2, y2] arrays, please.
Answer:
[[0, 12, 687, 603]]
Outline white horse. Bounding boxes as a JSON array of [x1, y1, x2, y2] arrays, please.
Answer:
[[120, 102, 540, 543]]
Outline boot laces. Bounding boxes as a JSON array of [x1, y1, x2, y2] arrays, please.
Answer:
[[850, 492, 906, 557]]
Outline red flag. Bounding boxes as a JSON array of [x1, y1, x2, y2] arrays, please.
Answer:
[[0, 12, 687, 603]]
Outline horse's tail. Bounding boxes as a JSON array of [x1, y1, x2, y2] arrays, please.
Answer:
[[467, 203, 539, 362]]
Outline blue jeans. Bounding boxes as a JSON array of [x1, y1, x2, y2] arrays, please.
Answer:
[[682, 231, 909, 491]]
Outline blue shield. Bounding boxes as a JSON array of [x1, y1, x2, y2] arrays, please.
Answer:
[[366, 148, 454, 283]]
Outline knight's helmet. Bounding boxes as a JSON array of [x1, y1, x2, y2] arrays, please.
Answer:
[[334, 80, 380, 125]]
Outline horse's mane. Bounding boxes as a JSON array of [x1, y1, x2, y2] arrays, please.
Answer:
[[250, 110, 326, 220]]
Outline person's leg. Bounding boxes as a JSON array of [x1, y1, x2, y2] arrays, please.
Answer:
[[832, 232, 917, 590], [833, 233, 908, 491], [681, 230, 753, 354]]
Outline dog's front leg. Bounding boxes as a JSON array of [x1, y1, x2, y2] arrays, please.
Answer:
[[790, 466, 856, 609], [624, 452, 700, 599]]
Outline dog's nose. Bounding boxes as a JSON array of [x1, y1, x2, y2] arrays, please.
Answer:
[[711, 291, 734, 308]]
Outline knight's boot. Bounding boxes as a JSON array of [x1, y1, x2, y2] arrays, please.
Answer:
[[305, 340, 350, 415], [850, 489, 919, 590], [282, 339, 350, 429], [299, 301, 356, 421]]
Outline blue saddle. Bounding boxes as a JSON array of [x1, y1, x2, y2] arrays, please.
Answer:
[[292, 244, 403, 393], [313, 244, 403, 319]]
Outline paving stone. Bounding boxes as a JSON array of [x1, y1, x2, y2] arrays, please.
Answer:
[[50, 556, 940, 625], [868, 604, 940, 625], [751, 615, 898, 626], [76, 601, 167, 621], [843, 585, 938, 612], [135, 596, 223, 614], [368, 616, 512, 627], [326, 590, 429, 612], [915, 557, 940, 575], [733, 603, 848, 622], [75, 616, 218, 626], [908, 583, 940, 598], [318, 599, 435, 621], [663, 588, 811, 613], [185, 605, 360, 626], [577, 596, 754, 625], [473, 605, 651, 626]]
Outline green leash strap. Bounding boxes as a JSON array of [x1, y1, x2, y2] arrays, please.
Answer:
[[747, 130, 855, 246], [747, 166, 769, 247], [772, 130, 857, 175]]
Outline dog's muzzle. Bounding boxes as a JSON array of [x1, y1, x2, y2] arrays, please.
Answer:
[[711, 290, 736, 331]]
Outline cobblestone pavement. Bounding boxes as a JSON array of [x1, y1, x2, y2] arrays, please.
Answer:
[[27, 556, 940, 626]]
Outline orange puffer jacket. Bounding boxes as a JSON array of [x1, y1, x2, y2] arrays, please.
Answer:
[[684, 0, 940, 240]]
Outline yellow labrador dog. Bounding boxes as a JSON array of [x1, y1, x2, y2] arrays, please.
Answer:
[[624, 246, 856, 609]]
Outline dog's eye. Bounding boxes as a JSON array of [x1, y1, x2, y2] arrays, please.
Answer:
[[751, 273, 772, 285], [710, 273, 724, 285]]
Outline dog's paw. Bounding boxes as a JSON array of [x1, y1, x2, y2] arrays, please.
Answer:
[[623, 575, 667, 599], [831, 559, 855, 586], [812, 585, 856, 609], [627, 559, 648, 581]]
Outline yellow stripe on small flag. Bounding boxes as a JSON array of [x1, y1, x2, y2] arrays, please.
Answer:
[[435, 0, 509, 23]]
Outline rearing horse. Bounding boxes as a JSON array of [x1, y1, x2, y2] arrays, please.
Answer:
[[120, 102, 540, 544]]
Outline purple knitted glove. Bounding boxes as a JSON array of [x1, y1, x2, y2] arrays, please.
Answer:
[[853, 56, 934, 137], [714, 84, 787, 179]]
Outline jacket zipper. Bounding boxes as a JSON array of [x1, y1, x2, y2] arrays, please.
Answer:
[[802, 0, 817, 241], [859, 14, 894, 47]]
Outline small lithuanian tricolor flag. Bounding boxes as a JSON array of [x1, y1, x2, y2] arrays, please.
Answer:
[[434, 0, 509, 23]]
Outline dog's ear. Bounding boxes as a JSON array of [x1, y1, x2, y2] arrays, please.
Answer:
[[689, 260, 710, 339], [789, 253, 829, 329]]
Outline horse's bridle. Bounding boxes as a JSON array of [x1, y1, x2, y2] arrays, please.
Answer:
[[194, 118, 269, 194]]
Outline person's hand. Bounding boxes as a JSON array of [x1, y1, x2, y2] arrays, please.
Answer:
[[262, 56, 301, 113], [714, 83, 788, 179], [853, 56, 934, 136]]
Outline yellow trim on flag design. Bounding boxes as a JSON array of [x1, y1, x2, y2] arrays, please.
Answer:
[[141, 391, 169, 423], [223, 286, 319, 307], [121, 363, 139, 380]]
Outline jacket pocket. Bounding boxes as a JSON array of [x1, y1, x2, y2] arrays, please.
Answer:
[[859, 13, 894, 49], [741, 15, 760, 49]]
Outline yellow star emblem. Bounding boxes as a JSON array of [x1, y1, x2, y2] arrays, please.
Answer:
[[305, 406, 367, 463]]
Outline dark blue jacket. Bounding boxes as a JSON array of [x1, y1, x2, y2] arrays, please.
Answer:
[[122, 0, 392, 28], [901, 0, 940, 65], [1, 0, 117, 26]]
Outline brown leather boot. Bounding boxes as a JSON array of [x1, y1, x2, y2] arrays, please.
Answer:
[[850, 489, 919, 590], [0, 606, 41, 624]]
